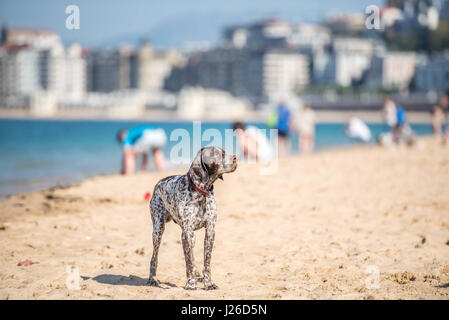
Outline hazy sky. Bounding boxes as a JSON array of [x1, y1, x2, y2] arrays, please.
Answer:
[[0, 0, 384, 48]]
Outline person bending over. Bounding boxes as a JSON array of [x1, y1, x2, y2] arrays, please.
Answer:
[[116, 125, 167, 174], [345, 117, 371, 143], [232, 122, 273, 163]]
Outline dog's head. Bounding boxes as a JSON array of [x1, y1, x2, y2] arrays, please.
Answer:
[[188, 146, 237, 191]]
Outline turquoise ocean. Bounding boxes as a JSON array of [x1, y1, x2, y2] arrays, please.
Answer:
[[0, 119, 433, 198]]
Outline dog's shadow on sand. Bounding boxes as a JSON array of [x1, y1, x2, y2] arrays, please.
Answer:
[[83, 274, 177, 289]]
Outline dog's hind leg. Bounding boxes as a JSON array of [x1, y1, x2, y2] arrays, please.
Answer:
[[147, 200, 166, 286]]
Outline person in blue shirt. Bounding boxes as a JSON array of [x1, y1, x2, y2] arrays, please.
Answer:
[[441, 92, 449, 145], [391, 105, 416, 145], [116, 125, 167, 174], [392, 105, 406, 143], [275, 102, 293, 156], [396, 105, 406, 127]]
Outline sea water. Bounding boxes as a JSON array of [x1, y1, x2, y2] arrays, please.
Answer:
[[0, 119, 433, 198]]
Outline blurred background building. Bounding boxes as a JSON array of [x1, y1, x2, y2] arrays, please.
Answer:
[[1, 0, 449, 118]]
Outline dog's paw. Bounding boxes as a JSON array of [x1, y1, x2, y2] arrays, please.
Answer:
[[147, 278, 161, 287], [184, 279, 197, 290], [204, 281, 218, 290]]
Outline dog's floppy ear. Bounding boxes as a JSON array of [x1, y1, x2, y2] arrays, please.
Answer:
[[189, 147, 223, 186], [189, 148, 207, 182], [201, 147, 220, 176]]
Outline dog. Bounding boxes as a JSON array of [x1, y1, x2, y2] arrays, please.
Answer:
[[147, 146, 237, 290]]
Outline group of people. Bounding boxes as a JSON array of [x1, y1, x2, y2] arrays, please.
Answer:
[[232, 102, 316, 164], [115, 122, 276, 175], [116, 102, 317, 175], [267, 102, 316, 156], [116, 89, 449, 175]]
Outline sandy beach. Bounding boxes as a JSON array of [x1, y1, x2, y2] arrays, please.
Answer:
[[0, 137, 448, 300]]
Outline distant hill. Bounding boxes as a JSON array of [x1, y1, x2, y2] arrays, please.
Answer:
[[69, 10, 318, 50]]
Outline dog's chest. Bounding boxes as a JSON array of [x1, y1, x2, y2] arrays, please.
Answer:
[[160, 177, 216, 228], [180, 197, 212, 229]]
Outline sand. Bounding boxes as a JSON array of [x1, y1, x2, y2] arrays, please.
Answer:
[[0, 137, 448, 300]]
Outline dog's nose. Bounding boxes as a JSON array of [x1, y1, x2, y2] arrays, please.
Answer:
[[232, 155, 237, 163]]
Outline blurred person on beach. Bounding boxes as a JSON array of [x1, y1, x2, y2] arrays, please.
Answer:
[[378, 97, 397, 148], [439, 73, 449, 145], [396, 104, 406, 128], [378, 109, 415, 148], [233, 121, 273, 163], [440, 93, 449, 145], [383, 96, 397, 132], [116, 126, 167, 174], [393, 104, 406, 141], [269, 102, 293, 156], [296, 104, 315, 154], [345, 117, 371, 143], [392, 105, 416, 146], [431, 104, 444, 137]]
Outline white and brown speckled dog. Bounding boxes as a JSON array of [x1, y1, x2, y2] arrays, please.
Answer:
[[147, 147, 237, 290]]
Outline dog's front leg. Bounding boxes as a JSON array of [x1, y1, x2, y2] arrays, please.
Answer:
[[181, 228, 197, 290], [203, 223, 218, 290], [148, 215, 165, 286]]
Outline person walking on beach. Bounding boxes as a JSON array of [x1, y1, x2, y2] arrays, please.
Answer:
[[391, 105, 416, 146], [116, 125, 167, 174], [297, 104, 315, 154], [271, 102, 293, 156], [232, 121, 274, 163], [437, 72, 449, 145], [441, 93, 449, 145], [431, 104, 444, 137], [383, 96, 397, 132], [392, 104, 408, 143]]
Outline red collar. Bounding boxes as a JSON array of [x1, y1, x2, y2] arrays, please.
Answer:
[[187, 172, 211, 196]]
